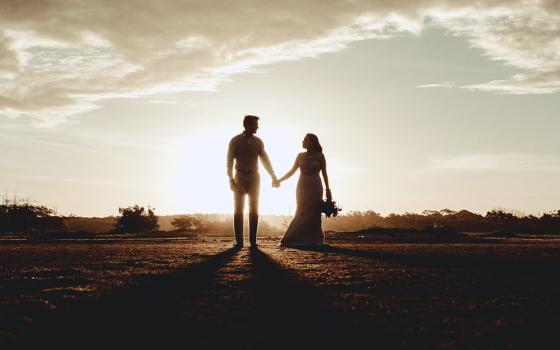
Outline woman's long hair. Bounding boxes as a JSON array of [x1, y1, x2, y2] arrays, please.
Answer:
[[305, 133, 323, 153]]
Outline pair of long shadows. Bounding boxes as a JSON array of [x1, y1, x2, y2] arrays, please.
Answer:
[[13, 245, 374, 349], [15, 243, 560, 348]]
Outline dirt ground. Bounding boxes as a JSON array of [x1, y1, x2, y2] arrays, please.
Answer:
[[1, 234, 560, 348]]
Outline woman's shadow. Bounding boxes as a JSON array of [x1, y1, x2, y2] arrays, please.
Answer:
[[285, 243, 560, 272]]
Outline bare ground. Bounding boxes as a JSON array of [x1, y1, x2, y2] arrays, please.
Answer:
[[1, 234, 560, 349]]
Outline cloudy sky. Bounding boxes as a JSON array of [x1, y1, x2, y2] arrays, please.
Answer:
[[1, 0, 559, 216]]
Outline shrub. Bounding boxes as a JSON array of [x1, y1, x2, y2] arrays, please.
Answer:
[[0, 199, 66, 233], [171, 215, 206, 232], [114, 205, 159, 233]]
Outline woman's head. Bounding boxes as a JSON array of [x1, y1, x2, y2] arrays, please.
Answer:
[[302, 133, 322, 152]]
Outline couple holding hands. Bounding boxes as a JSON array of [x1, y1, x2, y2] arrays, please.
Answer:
[[227, 115, 333, 248]]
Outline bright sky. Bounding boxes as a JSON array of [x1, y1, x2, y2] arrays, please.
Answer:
[[1, 1, 559, 216]]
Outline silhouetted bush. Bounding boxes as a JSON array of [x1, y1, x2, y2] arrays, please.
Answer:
[[171, 215, 206, 232], [0, 199, 66, 233], [114, 205, 159, 233]]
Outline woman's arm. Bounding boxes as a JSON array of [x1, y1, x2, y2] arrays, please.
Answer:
[[320, 153, 332, 200], [278, 154, 301, 182]]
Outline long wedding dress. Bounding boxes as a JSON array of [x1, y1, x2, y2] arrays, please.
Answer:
[[280, 152, 325, 246]]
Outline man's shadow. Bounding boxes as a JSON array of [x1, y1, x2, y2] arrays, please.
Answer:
[[17, 246, 243, 348], [246, 246, 385, 348]]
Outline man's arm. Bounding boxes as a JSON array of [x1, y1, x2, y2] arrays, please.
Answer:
[[227, 138, 237, 191], [258, 139, 277, 181], [226, 138, 235, 179]]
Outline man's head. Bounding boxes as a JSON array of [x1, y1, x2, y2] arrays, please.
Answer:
[[243, 115, 259, 135]]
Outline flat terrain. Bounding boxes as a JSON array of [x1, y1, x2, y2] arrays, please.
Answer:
[[1, 234, 560, 348]]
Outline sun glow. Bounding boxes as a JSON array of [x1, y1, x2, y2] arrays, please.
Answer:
[[171, 125, 305, 215]]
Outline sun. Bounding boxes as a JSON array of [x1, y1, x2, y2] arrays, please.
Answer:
[[171, 126, 304, 215]]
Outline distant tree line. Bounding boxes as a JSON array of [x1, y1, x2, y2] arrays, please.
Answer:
[[63, 212, 282, 235], [0, 201, 282, 235], [2, 199, 560, 235], [0, 201, 159, 234], [168, 214, 282, 235], [323, 209, 560, 234]]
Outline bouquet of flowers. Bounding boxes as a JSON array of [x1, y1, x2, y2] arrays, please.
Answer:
[[321, 189, 341, 217], [321, 199, 342, 217]]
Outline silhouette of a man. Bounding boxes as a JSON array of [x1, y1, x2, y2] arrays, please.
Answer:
[[227, 115, 278, 247]]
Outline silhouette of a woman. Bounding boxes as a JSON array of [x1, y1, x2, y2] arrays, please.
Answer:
[[278, 133, 331, 246]]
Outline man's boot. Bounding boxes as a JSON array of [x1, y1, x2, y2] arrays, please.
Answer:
[[234, 213, 244, 246], [249, 213, 258, 246]]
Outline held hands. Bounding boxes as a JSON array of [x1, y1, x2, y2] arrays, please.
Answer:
[[272, 178, 281, 188]]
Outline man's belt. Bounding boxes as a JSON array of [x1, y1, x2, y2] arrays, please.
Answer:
[[236, 169, 257, 174]]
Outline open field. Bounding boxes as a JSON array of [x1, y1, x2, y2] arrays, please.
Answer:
[[1, 233, 560, 348]]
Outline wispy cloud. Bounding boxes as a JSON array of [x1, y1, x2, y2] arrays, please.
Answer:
[[428, 154, 560, 172], [417, 82, 457, 88], [0, 171, 143, 189], [1, 1, 559, 126], [428, 3, 560, 94]]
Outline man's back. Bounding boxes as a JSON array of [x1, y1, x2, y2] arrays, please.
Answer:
[[228, 133, 264, 173]]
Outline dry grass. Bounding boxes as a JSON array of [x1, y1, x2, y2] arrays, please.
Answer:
[[1, 234, 559, 348]]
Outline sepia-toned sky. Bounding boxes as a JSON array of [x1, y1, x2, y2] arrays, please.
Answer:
[[1, 1, 559, 216]]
